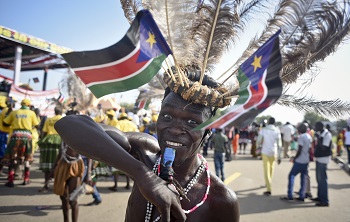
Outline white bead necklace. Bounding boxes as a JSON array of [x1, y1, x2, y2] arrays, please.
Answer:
[[144, 154, 210, 222], [61, 144, 81, 163]]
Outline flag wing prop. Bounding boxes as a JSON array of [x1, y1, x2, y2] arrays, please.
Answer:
[[196, 30, 283, 130], [62, 10, 172, 98]]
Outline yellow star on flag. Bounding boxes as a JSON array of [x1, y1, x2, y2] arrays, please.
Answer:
[[146, 32, 157, 49], [251, 55, 262, 72]]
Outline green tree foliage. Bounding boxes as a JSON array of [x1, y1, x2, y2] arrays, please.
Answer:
[[120, 102, 135, 112], [335, 119, 348, 130], [303, 112, 329, 128], [255, 115, 272, 126]]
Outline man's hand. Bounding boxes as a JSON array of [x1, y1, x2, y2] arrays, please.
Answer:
[[289, 156, 295, 163], [136, 170, 186, 222], [85, 174, 92, 185]]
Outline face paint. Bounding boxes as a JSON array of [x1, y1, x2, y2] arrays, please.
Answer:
[[159, 147, 176, 182]]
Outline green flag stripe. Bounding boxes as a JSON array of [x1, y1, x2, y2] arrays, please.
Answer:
[[235, 69, 251, 105]]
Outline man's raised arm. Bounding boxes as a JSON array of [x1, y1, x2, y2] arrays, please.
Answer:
[[54, 115, 186, 222]]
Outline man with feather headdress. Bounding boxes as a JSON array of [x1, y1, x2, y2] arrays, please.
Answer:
[[55, 71, 240, 221], [54, 0, 350, 221]]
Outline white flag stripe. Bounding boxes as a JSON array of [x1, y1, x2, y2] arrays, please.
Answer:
[[73, 43, 141, 71]]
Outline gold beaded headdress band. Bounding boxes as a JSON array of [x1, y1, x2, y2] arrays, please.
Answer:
[[162, 68, 233, 108]]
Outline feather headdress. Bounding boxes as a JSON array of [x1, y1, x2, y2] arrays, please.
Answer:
[[123, 0, 350, 118], [123, 0, 272, 109]]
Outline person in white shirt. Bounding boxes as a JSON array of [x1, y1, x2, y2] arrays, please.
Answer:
[[281, 122, 295, 158], [344, 126, 350, 165], [256, 117, 282, 196], [312, 121, 332, 207]]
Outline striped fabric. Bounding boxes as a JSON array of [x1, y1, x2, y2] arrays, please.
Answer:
[[38, 134, 62, 172]]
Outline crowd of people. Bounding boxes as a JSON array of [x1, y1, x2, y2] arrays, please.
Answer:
[[1, 94, 349, 221], [202, 117, 350, 208], [0, 96, 162, 222]]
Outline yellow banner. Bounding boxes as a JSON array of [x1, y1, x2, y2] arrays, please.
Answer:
[[0, 25, 73, 54]]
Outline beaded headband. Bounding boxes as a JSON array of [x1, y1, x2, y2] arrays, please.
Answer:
[[163, 67, 234, 109]]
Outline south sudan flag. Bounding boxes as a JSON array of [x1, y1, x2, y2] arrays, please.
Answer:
[[62, 10, 172, 98], [196, 30, 283, 130]]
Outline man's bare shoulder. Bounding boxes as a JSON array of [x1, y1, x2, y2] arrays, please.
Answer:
[[207, 174, 240, 221], [209, 174, 238, 204]]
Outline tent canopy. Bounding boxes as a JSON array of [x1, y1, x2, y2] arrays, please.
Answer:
[[0, 25, 72, 71]]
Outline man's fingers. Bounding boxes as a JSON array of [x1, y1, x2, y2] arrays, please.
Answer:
[[159, 206, 171, 222], [170, 204, 186, 222], [158, 201, 186, 222]]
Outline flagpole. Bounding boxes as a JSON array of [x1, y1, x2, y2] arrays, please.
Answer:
[[164, 59, 177, 82], [219, 66, 239, 87]]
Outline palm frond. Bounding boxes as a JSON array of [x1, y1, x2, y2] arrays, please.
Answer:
[[59, 70, 94, 112], [146, 1, 205, 70], [278, 94, 350, 118], [222, 0, 350, 85], [119, 0, 350, 119], [120, 0, 142, 24], [280, 0, 350, 83]]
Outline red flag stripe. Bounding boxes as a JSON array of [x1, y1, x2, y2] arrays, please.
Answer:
[[206, 107, 245, 129], [138, 99, 146, 109], [82, 59, 153, 87], [73, 51, 151, 84], [243, 72, 267, 109], [205, 72, 268, 129]]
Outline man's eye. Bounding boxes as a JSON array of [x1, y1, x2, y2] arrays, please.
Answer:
[[187, 119, 197, 124], [163, 114, 172, 120]]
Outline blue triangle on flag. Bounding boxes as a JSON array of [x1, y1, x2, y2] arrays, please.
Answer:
[[137, 50, 152, 63]]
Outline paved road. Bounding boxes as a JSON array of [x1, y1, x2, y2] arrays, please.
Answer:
[[1, 146, 349, 222]]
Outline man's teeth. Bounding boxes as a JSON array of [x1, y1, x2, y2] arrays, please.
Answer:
[[166, 141, 183, 147]]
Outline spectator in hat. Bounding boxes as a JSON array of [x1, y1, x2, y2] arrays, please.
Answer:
[[3, 98, 39, 187], [108, 112, 138, 191], [117, 113, 138, 132], [37, 106, 63, 192], [93, 104, 106, 124], [0, 96, 10, 174], [106, 109, 119, 128], [140, 116, 151, 133]]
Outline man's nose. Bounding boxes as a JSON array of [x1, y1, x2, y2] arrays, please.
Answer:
[[167, 121, 186, 135]]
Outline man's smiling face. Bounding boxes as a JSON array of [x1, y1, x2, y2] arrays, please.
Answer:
[[156, 92, 210, 165]]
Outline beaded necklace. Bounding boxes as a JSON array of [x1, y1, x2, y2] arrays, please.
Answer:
[[144, 154, 210, 222]]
